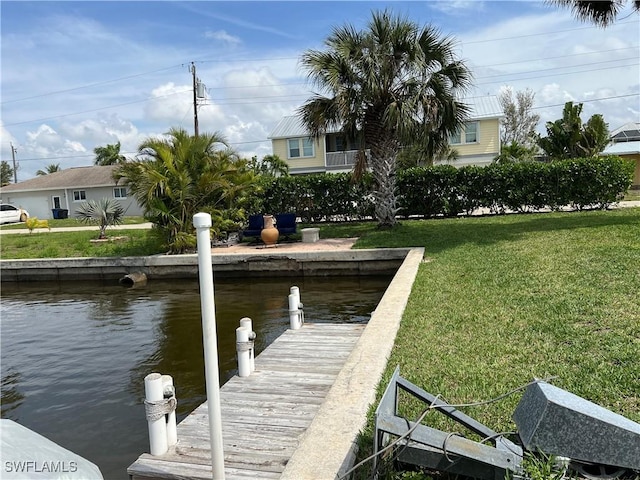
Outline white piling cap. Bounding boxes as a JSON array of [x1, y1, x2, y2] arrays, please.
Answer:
[[193, 212, 212, 229]]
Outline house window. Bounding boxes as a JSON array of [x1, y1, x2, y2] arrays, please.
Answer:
[[287, 138, 314, 158], [302, 138, 313, 156], [73, 190, 86, 202], [114, 187, 127, 199], [449, 122, 479, 145], [465, 122, 478, 143]]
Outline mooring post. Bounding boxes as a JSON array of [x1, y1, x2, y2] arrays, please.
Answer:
[[289, 292, 300, 329], [162, 375, 177, 447], [193, 212, 225, 480], [289, 286, 303, 329], [236, 326, 251, 377], [145, 373, 168, 456], [239, 317, 255, 373]]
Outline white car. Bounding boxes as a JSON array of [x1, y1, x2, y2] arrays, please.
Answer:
[[0, 204, 29, 224]]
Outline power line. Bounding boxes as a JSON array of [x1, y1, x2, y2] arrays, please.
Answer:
[[1, 33, 635, 105], [5, 59, 636, 127], [462, 20, 637, 45], [475, 61, 638, 86], [2, 88, 193, 127], [0, 64, 185, 105], [475, 47, 638, 69], [11, 92, 638, 164]]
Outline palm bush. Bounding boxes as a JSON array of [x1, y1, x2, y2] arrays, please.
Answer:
[[115, 128, 257, 253], [75, 198, 125, 239]]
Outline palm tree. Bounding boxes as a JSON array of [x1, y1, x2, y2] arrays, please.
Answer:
[[298, 10, 472, 227], [548, 0, 640, 27], [94, 142, 127, 166], [537, 102, 610, 160], [36, 163, 61, 176], [75, 198, 125, 239], [250, 154, 290, 177], [0, 161, 13, 186], [115, 127, 257, 253]]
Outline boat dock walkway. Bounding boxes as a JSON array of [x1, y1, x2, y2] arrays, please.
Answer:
[[127, 322, 366, 480]]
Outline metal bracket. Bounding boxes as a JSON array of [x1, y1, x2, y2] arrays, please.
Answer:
[[374, 366, 523, 479]]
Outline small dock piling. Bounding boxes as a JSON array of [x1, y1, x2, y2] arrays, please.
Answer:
[[127, 322, 365, 480]]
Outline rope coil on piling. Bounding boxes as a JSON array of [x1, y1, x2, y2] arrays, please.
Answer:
[[236, 340, 254, 352], [145, 396, 177, 422]]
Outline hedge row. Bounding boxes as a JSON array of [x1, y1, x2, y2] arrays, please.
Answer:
[[252, 156, 634, 221]]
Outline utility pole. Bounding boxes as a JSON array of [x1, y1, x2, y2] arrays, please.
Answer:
[[191, 62, 199, 137], [10, 142, 18, 183]]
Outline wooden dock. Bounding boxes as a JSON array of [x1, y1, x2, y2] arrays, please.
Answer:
[[128, 323, 366, 480]]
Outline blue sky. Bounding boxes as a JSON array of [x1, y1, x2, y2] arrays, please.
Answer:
[[2, 1, 639, 180]]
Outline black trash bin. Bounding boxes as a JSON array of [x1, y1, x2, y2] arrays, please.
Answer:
[[52, 208, 69, 219]]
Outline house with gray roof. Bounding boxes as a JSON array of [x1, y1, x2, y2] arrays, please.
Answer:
[[603, 122, 640, 189], [268, 96, 503, 175], [0, 165, 144, 220]]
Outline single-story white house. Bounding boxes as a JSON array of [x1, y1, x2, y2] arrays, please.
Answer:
[[0, 165, 144, 220]]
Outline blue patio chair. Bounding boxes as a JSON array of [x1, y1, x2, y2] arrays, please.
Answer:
[[239, 214, 264, 243], [275, 213, 297, 241]]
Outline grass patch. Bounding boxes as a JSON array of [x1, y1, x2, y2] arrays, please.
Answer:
[[345, 208, 640, 479], [1, 229, 164, 258], [0, 216, 147, 231]]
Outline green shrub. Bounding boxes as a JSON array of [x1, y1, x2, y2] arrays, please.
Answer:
[[245, 157, 633, 221]]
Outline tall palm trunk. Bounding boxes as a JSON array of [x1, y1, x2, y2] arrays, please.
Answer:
[[365, 112, 400, 227], [369, 140, 399, 227]]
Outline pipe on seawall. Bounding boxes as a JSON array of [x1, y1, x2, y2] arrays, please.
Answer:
[[119, 272, 148, 286]]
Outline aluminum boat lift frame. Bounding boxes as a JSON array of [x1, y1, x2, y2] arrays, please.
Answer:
[[374, 366, 523, 479]]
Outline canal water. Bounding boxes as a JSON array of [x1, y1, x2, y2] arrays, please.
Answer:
[[0, 275, 390, 479]]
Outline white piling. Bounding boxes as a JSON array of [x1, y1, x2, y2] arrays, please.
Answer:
[[289, 286, 304, 329], [161, 375, 178, 447], [239, 317, 255, 373], [193, 212, 225, 480], [290, 286, 300, 306], [145, 373, 168, 456], [236, 326, 251, 377]]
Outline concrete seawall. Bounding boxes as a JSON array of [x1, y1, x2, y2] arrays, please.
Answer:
[[0, 248, 411, 282]]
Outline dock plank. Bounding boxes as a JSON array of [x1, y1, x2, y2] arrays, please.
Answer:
[[128, 323, 365, 480]]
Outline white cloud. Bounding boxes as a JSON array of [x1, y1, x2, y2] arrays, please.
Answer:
[[204, 30, 242, 45], [428, 0, 485, 15], [144, 83, 194, 124]]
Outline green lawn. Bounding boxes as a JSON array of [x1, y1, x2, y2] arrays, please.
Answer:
[[0, 215, 147, 230], [349, 207, 640, 479], [0, 229, 165, 259]]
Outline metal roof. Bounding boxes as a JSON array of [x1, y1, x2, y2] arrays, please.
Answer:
[[603, 141, 640, 155], [0, 165, 121, 193], [268, 96, 502, 139], [610, 122, 640, 142]]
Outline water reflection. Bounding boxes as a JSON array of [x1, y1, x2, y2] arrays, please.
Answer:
[[0, 275, 390, 479], [1, 369, 24, 417]]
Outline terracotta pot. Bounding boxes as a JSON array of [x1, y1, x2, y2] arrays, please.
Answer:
[[261, 215, 279, 246]]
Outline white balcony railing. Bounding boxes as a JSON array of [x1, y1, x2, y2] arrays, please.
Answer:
[[325, 150, 362, 167]]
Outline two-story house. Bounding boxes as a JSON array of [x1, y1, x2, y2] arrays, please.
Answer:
[[269, 96, 503, 175]]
